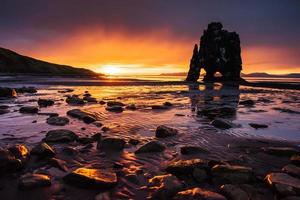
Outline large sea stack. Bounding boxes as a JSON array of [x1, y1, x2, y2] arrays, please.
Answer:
[[186, 22, 242, 82]]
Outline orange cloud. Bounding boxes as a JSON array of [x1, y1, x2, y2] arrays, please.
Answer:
[[15, 28, 300, 75]]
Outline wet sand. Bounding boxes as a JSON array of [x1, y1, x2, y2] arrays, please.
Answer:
[[0, 79, 300, 199]]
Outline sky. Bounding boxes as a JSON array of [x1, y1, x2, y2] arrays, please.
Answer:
[[1, 0, 300, 75]]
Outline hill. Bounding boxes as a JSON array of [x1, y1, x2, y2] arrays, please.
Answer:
[[0, 47, 97, 76]]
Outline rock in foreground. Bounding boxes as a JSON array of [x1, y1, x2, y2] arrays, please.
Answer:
[[173, 187, 226, 200], [47, 116, 69, 126], [97, 137, 126, 151], [19, 106, 39, 114], [135, 141, 166, 154], [67, 109, 96, 123], [0, 87, 17, 98], [63, 168, 117, 189], [18, 173, 51, 190], [31, 142, 55, 158], [44, 129, 78, 143], [265, 172, 300, 196], [155, 125, 178, 138]]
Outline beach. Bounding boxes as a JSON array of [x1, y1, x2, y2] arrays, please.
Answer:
[[0, 76, 300, 199]]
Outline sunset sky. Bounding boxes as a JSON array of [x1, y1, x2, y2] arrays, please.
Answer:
[[1, 0, 300, 75]]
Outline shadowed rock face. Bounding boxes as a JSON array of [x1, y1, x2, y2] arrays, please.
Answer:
[[186, 22, 242, 82]]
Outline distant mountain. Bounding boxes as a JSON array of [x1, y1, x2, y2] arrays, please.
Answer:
[[160, 72, 300, 78], [0, 47, 98, 76], [241, 72, 300, 78]]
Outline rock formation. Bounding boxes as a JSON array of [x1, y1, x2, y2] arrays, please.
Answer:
[[186, 22, 242, 82]]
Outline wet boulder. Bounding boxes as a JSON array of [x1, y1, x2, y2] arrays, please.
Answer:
[[263, 147, 300, 157], [105, 105, 124, 113], [147, 174, 184, 199], [282, 165, 300, 178], [249, 123, 268, 129], [151, 105, 170, 110], [44, 129, 78, 143], [67, 109, 96, 124], [135, 141, 166, 154], [38, 99, 54, 107], [19, 106, 39, 114], [126, 104, 136, 110], [0, 149, 23, 173], [155, 125, 178, 138], [239, 100, 255, 106], [8, 144, 30, 161], [211, 164, 254, 184], [18, 173, 51, 190], [63, 167, 117, 189], [97, 137, 126, 151], [211, 118, 234, 129], [31, 142, 55, 158], [107, 101, 125, 107], [265, 172, 300, 196], [66, 95, 84, 105], [0, 87, 17, 98], [46, 116, 69, 126], [220, 184, 249, 200], [166, 159, 207, 177], [16, 87, 37, 94], [173, 187, 226, 200], [48, 158, 68, 172], [83, 96, 97, 103], [291, 155, 300, 166]]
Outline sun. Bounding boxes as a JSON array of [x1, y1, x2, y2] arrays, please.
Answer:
[[100, 64, 123, 75]]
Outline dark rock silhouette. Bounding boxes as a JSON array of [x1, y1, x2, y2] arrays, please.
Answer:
[[186, 22, 242, 82]]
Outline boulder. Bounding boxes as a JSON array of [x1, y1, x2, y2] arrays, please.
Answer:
[[135, 141, 166, 154], [166, 159, 207, 176], [220, 184, 249, 200], [265, 172, 300, 196], [151, 105, 170, 110], [97, 137, 126, 151], [16, 87, 37, 94], [105, 105, 124, 113], [212, 164, 254, 184], [181, 146, 209, 155], [107, 101, 125, 107], [31, 142, 55, 158], [249, 123, 268, 129], [48, 158, 68, 172], [239, 100, 255, 106], [83, 96, 97, 103], [46, 116, 69, 126], [18, 173, 51, 190], [8, 144, 30, 160], [67, 109, 96, 124], [0, 87, 17, 98], [291, 155, 300, 166], [44, 129, 78, 143], [126, 104, 136, 110], [282, 165, 300, 178], [155, 125, 178, 138], [211, 118, 234, 129], [38, 99, 54, 107], [19, 106, 39, 114], [66, 95, 84, 105], [173, 187, 226, 200], [263, 147, 300, 157], [0, 149, 23, 173], [147, 174, 184, 199], [63, 168, 117, 189]]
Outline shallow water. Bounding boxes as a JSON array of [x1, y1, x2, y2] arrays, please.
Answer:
[[0, 79, 300, 199]]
